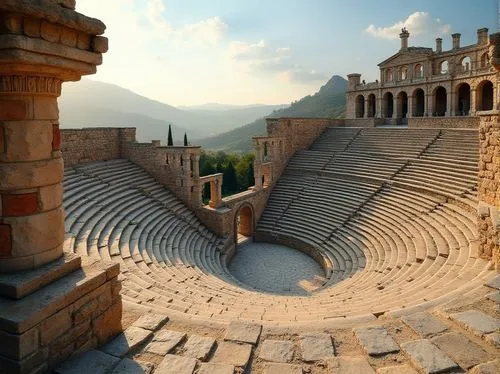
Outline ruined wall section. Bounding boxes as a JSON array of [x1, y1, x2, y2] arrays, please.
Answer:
[[409, 117, 480, 129], [478, 112, 500, 268], [61, 128, 136, 167]]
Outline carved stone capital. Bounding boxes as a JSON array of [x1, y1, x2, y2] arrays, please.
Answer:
[[0, 75, 62, 96]]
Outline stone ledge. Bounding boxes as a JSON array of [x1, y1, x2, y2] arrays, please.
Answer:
[[0, 260, 119, 334], [0, 252, 81, 299], [0, 0, 106, 35]]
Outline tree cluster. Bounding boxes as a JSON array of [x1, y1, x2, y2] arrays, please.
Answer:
[[199, 151, 255, 199]]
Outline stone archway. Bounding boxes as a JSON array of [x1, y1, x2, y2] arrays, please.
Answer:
[[413, 88, 425, 117], [396, 91, 408, 119], [434, 86, 447, 116], [355, 94, 365, 118], [234, 204, 255, 243], [457, 83, 471, 116], [383, 92, 394, 118], [367, 94, 376, 117], [476, 80, 494, 111]]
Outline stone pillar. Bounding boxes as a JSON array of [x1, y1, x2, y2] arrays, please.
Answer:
[[209, 179, 222, 209], [471, 88, 477, 115], [0, 78, 65, 271], [407, 95, 413, 118], [0, 3, 123, 373], [446, 90, 453, 116], [192, 154, 200, 178], [376, 96, 383, 119], [364, 98, 369, 118], [426, 93, 433, 116]]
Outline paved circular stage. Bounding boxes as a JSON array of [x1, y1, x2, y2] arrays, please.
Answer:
[[228, 242, 326, 295]]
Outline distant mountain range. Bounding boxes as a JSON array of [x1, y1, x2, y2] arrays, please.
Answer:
[[197, 75, 348, 153], [59, 75, 347, 151], [59, 80, 287, 142]]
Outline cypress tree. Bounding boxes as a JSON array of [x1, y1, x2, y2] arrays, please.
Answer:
[[184, 132, 188, 146], [223, 161, 238, 195], [167, 124, 173, 146]]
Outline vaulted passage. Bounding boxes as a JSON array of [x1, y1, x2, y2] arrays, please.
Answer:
[[457, 83, 471, 116], [434, 86, 447, 116], [413, 88, 425, 117], [383, 92, 394, 118], [367, 94, 376, 117], [477, 80, 494, 111]]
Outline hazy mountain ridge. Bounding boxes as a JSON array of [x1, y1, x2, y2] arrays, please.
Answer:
[[198, 75, 348, 153], [59, 80, 289, 140]]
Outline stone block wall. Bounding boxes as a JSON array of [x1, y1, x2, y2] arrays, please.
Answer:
[[0, 262, 122, 374], [478, 112, 500, 268], [61, 127, 136, 167], [408, 116, 480, 129]]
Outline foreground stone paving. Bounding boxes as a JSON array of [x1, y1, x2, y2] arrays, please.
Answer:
[[53, 288, 500, 373], [228, 242, 325, 295]]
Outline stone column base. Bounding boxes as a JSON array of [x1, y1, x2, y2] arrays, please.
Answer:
[[0, 257, 122, 374]]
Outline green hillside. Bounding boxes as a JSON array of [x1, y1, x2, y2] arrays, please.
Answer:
[[198, 75, 347, 153]]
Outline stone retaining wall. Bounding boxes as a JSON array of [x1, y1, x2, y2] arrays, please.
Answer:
[[61, 127, 136, 167], [0, 261, 122, 374], [478, 112, 500, 268], [408, 116, 479, 129]]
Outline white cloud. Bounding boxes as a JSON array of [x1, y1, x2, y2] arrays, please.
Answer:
[[365, 11, 451, 40], [228, 40, 326, 83]]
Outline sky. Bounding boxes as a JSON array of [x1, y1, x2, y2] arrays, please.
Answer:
[[75, 0, 497, 106]]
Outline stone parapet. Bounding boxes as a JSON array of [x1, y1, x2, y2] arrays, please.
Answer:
[[409, 116, 480, 129], [61, 127, 136, 166]]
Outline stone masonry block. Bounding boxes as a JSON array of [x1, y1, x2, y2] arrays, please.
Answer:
[[0, 157, 64, 191], [0, 99, 27, 120], [0, 223, 12, 257], [7, 207, 64, 257], [0, 123, 4, 153], [2, 193, 39, 217], [23, 18, 41, 38], [33, 97, 58, 121], [52, 123, 61, 150], [0, 327, 39, 360], [93, 298, 123, 345], [38, 184, 63, 212], [40, 21, 61, 43], [60, 27, 78, 47], [2, 14, 23, 34], [2, 121, 53, 162], [40, 308, 71, 347]]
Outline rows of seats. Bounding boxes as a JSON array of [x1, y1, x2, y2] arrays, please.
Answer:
[[62, 126, 495, 325], [393, 129, 479, 197]]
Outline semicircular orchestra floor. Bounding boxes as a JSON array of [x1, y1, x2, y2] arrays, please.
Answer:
[[63, 156, 496, 328], [228, 242, 326, 296]]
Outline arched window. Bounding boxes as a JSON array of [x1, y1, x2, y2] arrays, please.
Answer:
[[414, 64, 423, 78], [476, 80, 494, 111], [460, 56, 471, 72], [439, 60, 449, 74], [400, 67, 408, 80], [355, 95, 365, 118], [480, 52, 489, 68], [385, 69, 393, 82]]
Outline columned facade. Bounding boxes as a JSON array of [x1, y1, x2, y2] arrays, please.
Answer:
[[346, 27, 497, 125]]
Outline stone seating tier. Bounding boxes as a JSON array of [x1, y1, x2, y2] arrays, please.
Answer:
[[61, 127, 495, 327]]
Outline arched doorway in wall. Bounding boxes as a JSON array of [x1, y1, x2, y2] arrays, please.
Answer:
[[457, 83, 471, 116], [355, 95, 365, 118], [367, 94, 376, 117], [234, 204, 254, 243], [396, 91, 408, 119], [413, 88, 425, 117], [383, 92, 394, 118], [434, 86, 447, 116], [476, 80, 494, 111]]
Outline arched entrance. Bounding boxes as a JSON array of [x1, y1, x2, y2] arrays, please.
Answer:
[[413, 88, 425, 117], [457, 83, 471, 116], [355, 95, 365, 118], [476, 80, 494, 111], [396, 91, 408, 119], [434, 86, 447, 116], [235, 204, 254, 243], [367, 94, 376, 117], [383, 92, 394, 118]]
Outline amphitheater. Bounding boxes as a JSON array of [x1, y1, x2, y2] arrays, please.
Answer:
[[0, 2, 499, 374]]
